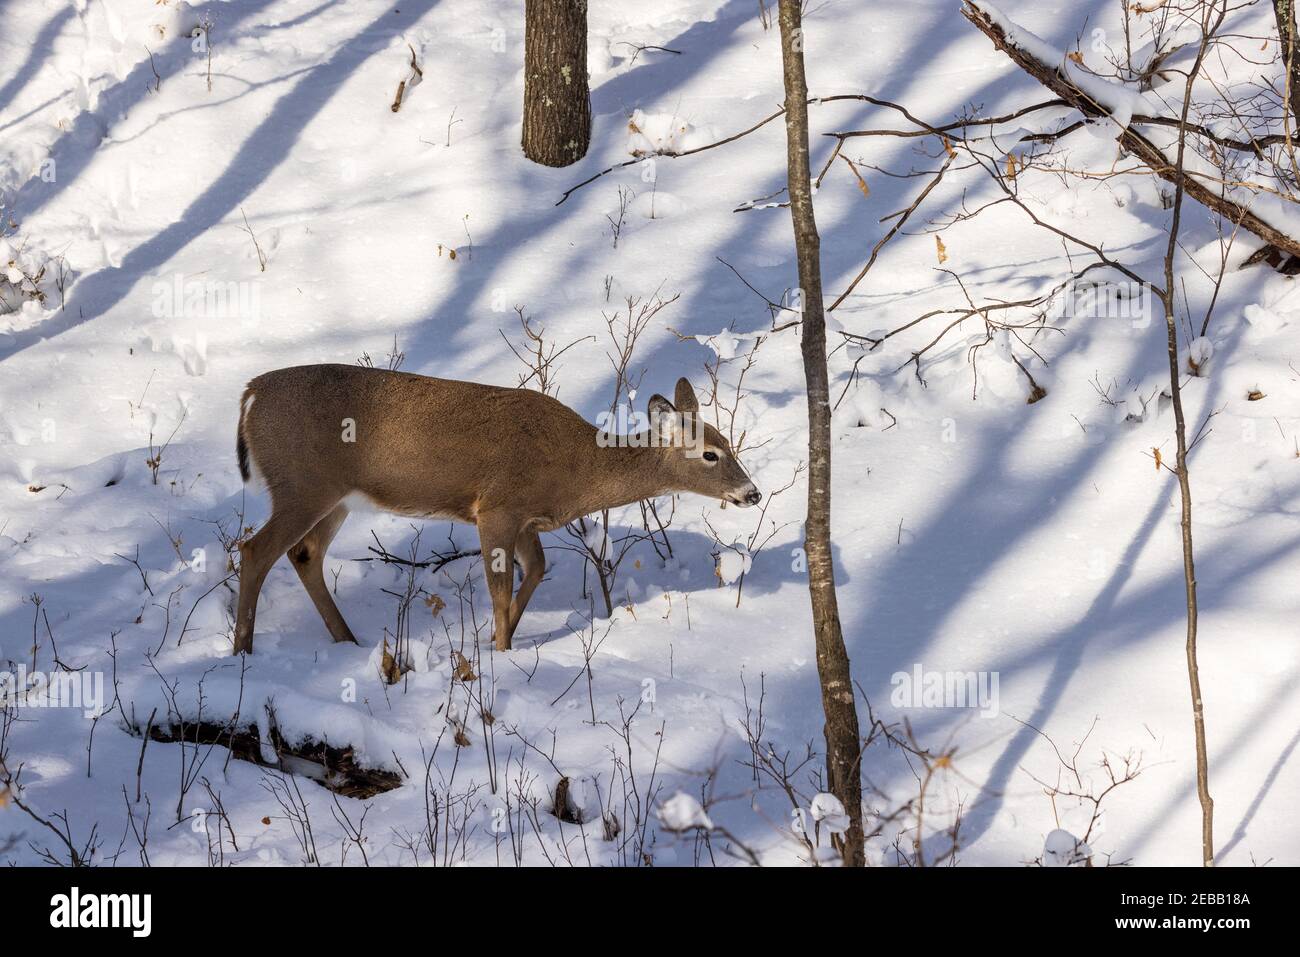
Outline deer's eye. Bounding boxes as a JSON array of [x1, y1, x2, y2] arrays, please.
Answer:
[[703, 451, 718, 463]]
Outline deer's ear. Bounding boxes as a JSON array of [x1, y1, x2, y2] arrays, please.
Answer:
[[647, 393, 675, 417], [673, 378, 699, 413], [647, 394, 679, 441]]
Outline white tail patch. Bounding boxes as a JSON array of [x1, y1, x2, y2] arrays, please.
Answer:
[[239, 390, 267, 488]]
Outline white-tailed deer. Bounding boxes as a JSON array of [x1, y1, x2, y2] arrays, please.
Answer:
[[233, 364, 760, 654]]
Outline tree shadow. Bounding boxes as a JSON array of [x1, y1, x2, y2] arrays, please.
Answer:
[[1217, 724, 1300, 861], [589, 0, 755, 117], [0, 6, 76, 129], [0, 0, 439, 361]]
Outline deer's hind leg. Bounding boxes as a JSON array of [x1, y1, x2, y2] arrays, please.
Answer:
[[506, 529, 545, 643], [234, 497, 338, 655], [288, 504, 357, 645]]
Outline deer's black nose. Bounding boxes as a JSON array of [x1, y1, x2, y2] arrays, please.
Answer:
[[744, 489, 763, 506]]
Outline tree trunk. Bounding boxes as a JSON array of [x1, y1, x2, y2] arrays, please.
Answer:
[[1161, 10, 1217, 869], [776, 0, 866, 867], [522, 0, 591, 168], [1163, 244, 1216, 870], [1275, 1, 1300, 132]]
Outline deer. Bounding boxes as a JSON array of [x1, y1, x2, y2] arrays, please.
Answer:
[[232, 364, 761, 655]]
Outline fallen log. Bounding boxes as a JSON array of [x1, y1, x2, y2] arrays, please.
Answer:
[[132, 718, 403, 799], [961, 0, 1300, 260], [1240, 243, 1300, 274]]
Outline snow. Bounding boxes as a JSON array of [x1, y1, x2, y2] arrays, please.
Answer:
[[694, 328, 757, 360], [0, 0, 1297, 868], [809, 793, 850, 835], [580, 517, 608, 552], [1243, 290, 1298, 336], [716, 544, 752, 585], [1187, 336, 1214, 374], [1043, 828, 1092, 867], [627, 109, 719, 156], [658, 792, 712, 831]]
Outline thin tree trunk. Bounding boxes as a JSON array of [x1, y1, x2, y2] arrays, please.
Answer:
[[1162, 5, 1218, 869], [1275, 1, 1300, 131], [522, 0, 591, 168], [776, 0, 866, 867]]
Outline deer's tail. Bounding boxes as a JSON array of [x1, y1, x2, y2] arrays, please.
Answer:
[[236, 385, 254, 482]]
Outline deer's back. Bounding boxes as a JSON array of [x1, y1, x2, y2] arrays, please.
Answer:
[[241, 364, 595, 522]]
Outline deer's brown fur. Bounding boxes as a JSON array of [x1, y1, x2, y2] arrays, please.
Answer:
[[233, 364, 759, 654]]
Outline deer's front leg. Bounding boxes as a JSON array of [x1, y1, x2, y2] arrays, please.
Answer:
[[477, 513, 520, 651]]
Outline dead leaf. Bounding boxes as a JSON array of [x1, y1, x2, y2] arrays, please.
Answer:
[[1066, 50, 1084, 64], [839, 155, 870, 198], [1005, 152, 1018, 181], [1247, 389, 1266, 401], [453, 651, 478, 683], [1153, 447, 1163, 471], [380, 637, 402, 685], [261, 816, 272, 826], [425, 593, 446, 616], [935, 235, 948, 264]]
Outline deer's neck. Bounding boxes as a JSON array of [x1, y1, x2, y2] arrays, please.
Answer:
[[570, 436, 673, 519]]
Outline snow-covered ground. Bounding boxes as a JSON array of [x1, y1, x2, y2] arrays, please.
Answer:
[[1, 0, 1296, 866]]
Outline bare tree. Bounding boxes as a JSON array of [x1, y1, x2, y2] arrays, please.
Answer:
[[776, 0, 866, 866], [1159, 1, 1220, 868], [522, 0, 591, 167]]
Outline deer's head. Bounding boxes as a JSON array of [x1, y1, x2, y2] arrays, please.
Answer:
[[648, 379, 761, 507]]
